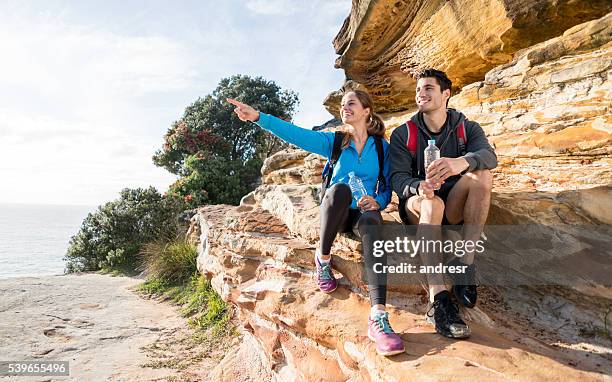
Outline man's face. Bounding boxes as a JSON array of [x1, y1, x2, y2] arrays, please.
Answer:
[[415, 77, 449, 112]]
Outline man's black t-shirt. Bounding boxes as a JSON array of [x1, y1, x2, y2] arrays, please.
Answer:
[[418, 112, 450, 144]]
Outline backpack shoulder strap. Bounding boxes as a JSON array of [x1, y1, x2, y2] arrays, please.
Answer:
[[320, 131, 345, 198], [406, 120, 419, 176], [457, 121, 467, 156], [373, 135, 386, 193], [406, 120, 418, 156], [330, 131, 344, 164]]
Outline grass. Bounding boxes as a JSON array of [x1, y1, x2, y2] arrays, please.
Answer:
[[139, 234, 198, 284], [137, 274, 238, 376], [137, 231, 234, 335], [135, 231, 238, 378], [139, 274, 233, 335]]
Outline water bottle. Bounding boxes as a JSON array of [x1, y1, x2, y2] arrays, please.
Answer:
[[424, 139, 440, 190], [348, 172, 367, 204]]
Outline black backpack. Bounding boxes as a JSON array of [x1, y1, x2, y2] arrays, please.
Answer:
[[320, 132, 386, 200]]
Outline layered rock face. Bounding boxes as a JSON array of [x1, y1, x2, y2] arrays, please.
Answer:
[[326, 0, 611, 114], [189, 5, 611, 381], [379, 13, 612, 225], [455, 12, 612, 225], [191, 187, 610, 381]]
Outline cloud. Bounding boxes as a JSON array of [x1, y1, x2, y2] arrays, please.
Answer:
[[245, 0, 348, 16], [0, 9, 192, 205], [0, 16, 198, 90], [0, 1, 351, 205], [0, 108, 176, 205]]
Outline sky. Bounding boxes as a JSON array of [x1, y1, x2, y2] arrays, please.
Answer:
[[0, 0, 351, 206]]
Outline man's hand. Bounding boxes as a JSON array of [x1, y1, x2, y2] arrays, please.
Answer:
[[357, 196, 380, 211], [427, 157, 469, 184], [418, 180, 435, 199]]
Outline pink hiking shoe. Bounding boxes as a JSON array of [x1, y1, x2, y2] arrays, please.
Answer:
[[315, 254, 338, 293], [368, 311, 405, 356]]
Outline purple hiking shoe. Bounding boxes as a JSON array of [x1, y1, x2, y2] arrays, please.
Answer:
[[368, 311, 405, 356], [315, 254, 338, 293]]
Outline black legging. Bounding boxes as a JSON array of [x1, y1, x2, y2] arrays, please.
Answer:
[[319, 183, 386, 306]]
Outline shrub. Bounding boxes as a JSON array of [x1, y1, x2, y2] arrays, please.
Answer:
[[64, 187, 187, 273]]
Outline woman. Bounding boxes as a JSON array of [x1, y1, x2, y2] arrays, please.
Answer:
[[227, 90, 405, 356]]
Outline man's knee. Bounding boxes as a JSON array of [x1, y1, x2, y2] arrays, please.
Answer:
[[420, 196, 445, 215], [467, 169, 493, 192]]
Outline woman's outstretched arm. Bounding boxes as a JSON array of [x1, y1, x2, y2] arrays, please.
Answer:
[[227, 98, 334, 157]]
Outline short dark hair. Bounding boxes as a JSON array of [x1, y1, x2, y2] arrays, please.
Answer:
[[416, 69, 452, 93]]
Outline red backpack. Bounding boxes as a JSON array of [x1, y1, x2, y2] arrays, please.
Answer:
[[406, 120, 467, 156], [406, 120, 467, 175]]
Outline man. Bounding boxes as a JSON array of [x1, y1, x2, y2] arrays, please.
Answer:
[[390, 69, 497, 339]]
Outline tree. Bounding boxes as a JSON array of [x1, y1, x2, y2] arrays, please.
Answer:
[[153, 75, 299, 205], [64, 187, 186, 273]]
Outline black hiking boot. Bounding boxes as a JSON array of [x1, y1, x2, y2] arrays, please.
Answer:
[[427, 290, 471, 339], [448, 258, 478, 308]]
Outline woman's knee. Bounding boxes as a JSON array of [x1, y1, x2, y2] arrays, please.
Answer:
[[322, 183, 352, 207], [358, 211, 383, 227]]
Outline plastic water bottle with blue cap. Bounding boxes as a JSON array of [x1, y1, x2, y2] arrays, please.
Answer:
[[424, 139, 440, 190], [348, 172, 368, 206]]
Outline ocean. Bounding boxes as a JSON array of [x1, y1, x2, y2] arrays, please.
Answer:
[[0, 203, 94, 279]]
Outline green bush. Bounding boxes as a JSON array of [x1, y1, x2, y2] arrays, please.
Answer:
[[64, 187, 187, 273], [166, 155, 262, 206]]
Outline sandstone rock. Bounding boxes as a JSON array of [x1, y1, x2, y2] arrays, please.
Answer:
[[252, 184, 321, 242], [261, 149, 310, 185], [261, 149, 327, 186], [191, 199, 611, 381], [451, 13, 611, 160], [312, 117, 342, 131], [326, 0, 611, 114], [208, 329, 274, 382], [370, 14, 612, 225], [449, 13, 612, 225]]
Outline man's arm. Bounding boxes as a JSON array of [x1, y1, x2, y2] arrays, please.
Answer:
[[462, 121, 498, 172]]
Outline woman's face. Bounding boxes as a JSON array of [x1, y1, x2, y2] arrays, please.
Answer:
[[340, 92, 370, 124]]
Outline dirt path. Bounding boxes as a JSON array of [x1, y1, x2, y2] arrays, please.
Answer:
[[0, 273, 230, 382]]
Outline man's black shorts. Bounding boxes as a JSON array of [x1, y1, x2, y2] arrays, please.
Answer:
[[398, 176, 462, 225]]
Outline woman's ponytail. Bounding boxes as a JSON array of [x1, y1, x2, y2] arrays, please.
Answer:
[[367, 112, 385, 137]]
